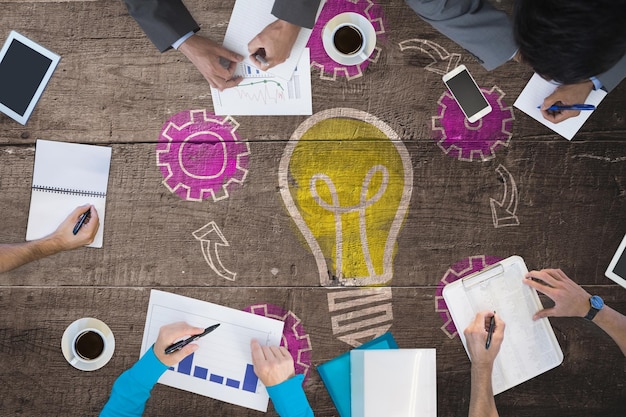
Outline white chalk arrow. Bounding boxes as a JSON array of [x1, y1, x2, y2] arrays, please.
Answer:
[[193, 221, 237, 281], [490, 164, 520, 228], [398, 39, 461, 75]]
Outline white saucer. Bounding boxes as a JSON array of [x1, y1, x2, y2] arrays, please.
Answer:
[[61, 317, 115, 371], [322, 12, 377, 66]]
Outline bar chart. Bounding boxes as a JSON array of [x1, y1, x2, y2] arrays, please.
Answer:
[[172, 352, 259, 393], [141, 290, 284, 412]]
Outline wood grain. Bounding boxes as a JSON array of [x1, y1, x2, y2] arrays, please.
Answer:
[[1, 0, 625, 416]]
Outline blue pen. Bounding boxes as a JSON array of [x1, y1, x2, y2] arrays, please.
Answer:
[[538, 104, 596, 111]]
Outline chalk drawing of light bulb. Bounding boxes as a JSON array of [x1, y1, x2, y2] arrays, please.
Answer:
[[278, 108, 413, 346]]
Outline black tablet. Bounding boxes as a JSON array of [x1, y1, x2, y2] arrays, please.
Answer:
[[0, 31, 60, 125], [606, 233, 626, 289]]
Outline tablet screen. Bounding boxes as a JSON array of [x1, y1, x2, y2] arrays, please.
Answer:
[[0, 38, 52, 116], [606, 234, 626, 288], [612, 246, 626, 278], [0, 31, 60, 125]]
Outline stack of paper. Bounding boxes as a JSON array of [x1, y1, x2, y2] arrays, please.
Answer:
[[350, 349, 437, 417], [317, 333, 398, 417]]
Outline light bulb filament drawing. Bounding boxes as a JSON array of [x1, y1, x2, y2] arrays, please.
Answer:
[[310, 165, 389, 279]]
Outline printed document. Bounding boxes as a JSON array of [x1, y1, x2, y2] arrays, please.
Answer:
[[140, 290, 285, 412]]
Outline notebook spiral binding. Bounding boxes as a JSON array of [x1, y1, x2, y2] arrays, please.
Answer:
[[32, 185, 106, 198]]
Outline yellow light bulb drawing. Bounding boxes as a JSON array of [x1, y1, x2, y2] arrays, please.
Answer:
[[279, 108, 413, 346]]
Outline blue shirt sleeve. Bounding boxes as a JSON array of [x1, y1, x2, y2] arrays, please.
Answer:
[[266, 374, 314, 417], [99, 346, 168, 417]]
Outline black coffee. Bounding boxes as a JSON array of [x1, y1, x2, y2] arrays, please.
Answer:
[[333, 25, 363, 55], [75, 330, 104, 360]]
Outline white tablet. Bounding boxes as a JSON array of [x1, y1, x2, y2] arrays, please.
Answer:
[[0, 31, 60, 125], [606, 233, 626, 289]]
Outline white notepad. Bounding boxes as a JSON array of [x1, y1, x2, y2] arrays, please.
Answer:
[[442, 256, 563, 394], [514, 73, 607, 140], [26, 139, 111, 248], [350, 349, 437, 417], [222, 0, 323, 81]]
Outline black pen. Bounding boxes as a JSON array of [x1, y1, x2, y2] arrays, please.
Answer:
[[485, 312, 496, 349], [72, 208, 91, 235], [165, 323, 220, 354]]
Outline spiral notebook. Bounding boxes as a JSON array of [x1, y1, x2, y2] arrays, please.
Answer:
[[26, 139, 111, 248]]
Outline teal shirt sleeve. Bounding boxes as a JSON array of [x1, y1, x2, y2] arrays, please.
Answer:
[[266, 374, 314, 417], [100, 346, 168, 417]]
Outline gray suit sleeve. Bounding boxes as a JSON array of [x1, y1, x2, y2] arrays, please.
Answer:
[[272, 0, 322, 29], [123, 0, 200, 52], [597, 53, 626, 92], [404, 0, 516, 70]]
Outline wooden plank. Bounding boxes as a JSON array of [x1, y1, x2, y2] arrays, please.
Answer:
[[1, 139, 625, 287], [0, 287, 624, 416]]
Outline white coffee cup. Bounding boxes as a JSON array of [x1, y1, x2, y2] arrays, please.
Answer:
[[70, 327, 106, 365], [322, 12, 377, 66], [331, 23, 368, 61]]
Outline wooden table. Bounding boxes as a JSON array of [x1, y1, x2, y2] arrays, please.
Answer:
[[1, 1, 625, 416]]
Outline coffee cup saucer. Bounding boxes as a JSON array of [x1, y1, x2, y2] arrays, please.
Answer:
[[322, 12, 377, 66], [61, 317, 115, 371]]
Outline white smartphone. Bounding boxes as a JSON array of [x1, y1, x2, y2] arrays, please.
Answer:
[[442, 65, 492, 123]]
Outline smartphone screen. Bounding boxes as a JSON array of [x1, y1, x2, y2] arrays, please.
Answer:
[[443, 66, 491, 122]]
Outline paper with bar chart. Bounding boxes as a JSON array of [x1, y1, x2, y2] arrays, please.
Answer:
[[211, 48, 312, 116], [140, 290, 285, 411]]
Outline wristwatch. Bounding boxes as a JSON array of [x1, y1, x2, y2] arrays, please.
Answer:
[[584, 295, 604, 321]]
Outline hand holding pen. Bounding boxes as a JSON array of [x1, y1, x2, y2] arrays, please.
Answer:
[[50, 204, 100, 250], [154, 322, 210, 367], [539, 80, 596, 124], [464, 311, 506, 365], [165, 323, 220, 354]]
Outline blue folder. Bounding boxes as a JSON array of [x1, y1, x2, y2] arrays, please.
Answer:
[[316, 332, 398, 417]]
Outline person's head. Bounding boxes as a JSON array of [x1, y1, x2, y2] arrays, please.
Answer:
[[514, 0, 626, 84]]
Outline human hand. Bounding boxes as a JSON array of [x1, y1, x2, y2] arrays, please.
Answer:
[[153, 322, 205, 367], [49, 204, 99, 250], [247, 19, 301, 70], [464, 311, 505, 367], [178, 34, 244, 91], [540, 80, 594, 123], [250, 339, 295, 387], [524, 269, 591, 320]]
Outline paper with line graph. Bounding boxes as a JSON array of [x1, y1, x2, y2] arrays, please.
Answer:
[[140, 290, 284, 411], [211, 48, 312, 116]]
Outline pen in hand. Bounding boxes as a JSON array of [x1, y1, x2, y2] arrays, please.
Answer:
[[253, 48, 269, 67], [537, 104, 596, 111], [72, 208, 91, 235], [165, 323, 220, 354], [485, 312, 496, 349]]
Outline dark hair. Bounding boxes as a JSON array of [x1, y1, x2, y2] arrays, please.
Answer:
[[514, 0, 626, 84]]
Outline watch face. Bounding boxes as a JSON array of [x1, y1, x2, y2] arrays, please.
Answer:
[[590, 295, 604, 309]]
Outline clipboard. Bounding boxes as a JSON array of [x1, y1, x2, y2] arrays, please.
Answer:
[[442, 255, 563, 394]]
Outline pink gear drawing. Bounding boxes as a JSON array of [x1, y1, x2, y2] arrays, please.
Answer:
[[432, 86, 514, 162], [156, 109, 250, 202], [307, 0, 386, 80], [435, 255, 502, 338], [243, 304, 313, 380]]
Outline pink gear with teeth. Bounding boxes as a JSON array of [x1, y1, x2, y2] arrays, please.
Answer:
[[156, 109, 250, 202], [432, 86, 514, 162], [243, 303, 313, 380]]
